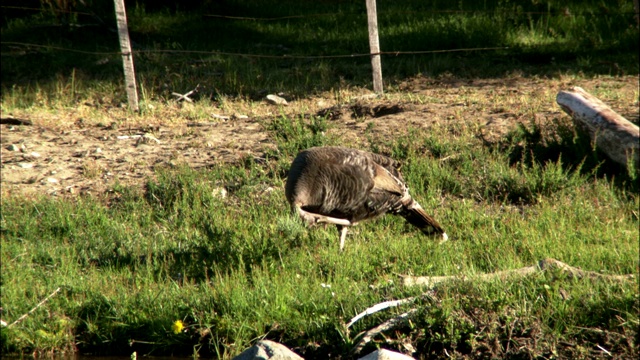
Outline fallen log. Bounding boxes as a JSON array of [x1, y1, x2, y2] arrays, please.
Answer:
[[401, 258, 634, 288], [556, 87, 639, 170]]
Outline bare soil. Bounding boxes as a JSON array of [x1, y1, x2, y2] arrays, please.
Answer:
[[2, 76, 638, 198]]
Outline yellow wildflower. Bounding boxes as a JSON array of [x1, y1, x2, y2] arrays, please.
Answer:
[[172, 320, 184, 334]]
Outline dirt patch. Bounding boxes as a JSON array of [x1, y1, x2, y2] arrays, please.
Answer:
[[2, 75, 638, 198]]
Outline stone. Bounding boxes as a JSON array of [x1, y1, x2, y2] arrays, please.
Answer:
[[136, 133, 161, 146], [232, 340, 303, 360], [18, 163, 34, 169], [358, 349, 415, 360], [266, 94, 288, 106], [6, 144, 19, 151]]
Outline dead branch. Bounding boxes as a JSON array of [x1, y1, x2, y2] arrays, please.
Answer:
[[349, 259, 634, 353], [401, 258, 635, 288], [347, 296, 417, 329], [7, 287, 61, 328], [351, 308, 419, 355]]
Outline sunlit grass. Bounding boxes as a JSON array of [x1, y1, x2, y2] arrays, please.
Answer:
[[1, 0, 638, 357], [1, 114, 638, 357]]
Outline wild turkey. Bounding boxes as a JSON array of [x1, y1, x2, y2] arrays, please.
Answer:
[[285, 146, 447, 250]]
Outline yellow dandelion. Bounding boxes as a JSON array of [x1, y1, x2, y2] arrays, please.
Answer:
[[172, 320, 184, 334]]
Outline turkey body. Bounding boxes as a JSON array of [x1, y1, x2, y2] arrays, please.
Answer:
[[285, 146, 447, 250]]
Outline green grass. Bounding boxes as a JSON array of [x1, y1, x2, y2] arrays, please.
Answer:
[[1, 0, 639, 358], [1, 117, 638, 358]]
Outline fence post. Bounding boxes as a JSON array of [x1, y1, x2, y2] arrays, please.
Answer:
[[365, 0, 383, 94], [113, 0, 139, 111]]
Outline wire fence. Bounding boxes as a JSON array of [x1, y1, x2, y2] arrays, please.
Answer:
[[0, 41, 509, 59], [1, 4, 636, 61], [3, 5, 638, 18]]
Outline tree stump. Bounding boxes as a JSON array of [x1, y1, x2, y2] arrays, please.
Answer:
[[556, 87, 639, 170]]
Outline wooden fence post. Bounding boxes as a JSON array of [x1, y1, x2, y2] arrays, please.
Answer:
[[365, 0, 383, 94], [114, 0, 139, 111]]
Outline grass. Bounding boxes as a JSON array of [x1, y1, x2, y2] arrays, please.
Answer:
[[1, 116, 638, 358], [1, 0, 639, 358]]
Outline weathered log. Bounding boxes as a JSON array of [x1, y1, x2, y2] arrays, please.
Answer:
[[556, 87, 639, 170], [401, 258, 634, 288]]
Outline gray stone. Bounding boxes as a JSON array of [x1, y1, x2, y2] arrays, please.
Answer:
[[232, 340, 303, 360], [266, 94, 288, 106], [358, 349, 415, 360]]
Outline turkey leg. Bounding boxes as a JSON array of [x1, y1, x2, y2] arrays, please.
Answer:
[[295, 205, 351, 227]]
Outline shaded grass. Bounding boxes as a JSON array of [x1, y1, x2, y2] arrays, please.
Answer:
[[1, 0, 638, 108], [1, 113, 638, 358]]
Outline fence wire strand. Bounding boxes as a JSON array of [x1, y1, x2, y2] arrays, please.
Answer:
[[1, 41, 508, 59]]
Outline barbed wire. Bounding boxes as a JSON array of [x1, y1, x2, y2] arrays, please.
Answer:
[[1, 41, 508, 59]]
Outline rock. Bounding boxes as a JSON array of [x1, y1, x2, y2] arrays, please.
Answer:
[[6, 144, 19, 151], [18, 163, 34, 169], [47, 177, 58, 183], [23, 151, 41, 159], [266, 94, 288, 106], [232, 340, 303, 360], [136, 133, 161, 146], [95, 147, 103, 153], [212, 187, 227, 199], [358, 349, 415, 360]]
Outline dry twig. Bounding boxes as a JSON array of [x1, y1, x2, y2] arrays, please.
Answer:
[[7, 287, 61, 328]]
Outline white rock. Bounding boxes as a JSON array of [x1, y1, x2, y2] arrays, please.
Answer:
[[47, 177, 58, 183], [212, 113, 231, 120], [212, 187, 227, 199], [266, 94, 288, 106], [358, 349, 416, 360], [95, 147, 103, 153], [18, 163, 34, 169], [6, 144, 19, 151], [232, 340, 303, 360]]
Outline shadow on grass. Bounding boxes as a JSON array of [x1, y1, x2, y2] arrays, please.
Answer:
[[499, 119, 638, 194], [1, 0, 638, 100]]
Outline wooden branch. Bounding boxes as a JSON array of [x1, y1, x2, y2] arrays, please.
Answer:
[[8, 287, 61, 328], [350, 258, 634, 353], [347, 296, 417, 329], [351, 308, 419, 354], [556, 87, 639, 170], [401, 258, 635, 288]]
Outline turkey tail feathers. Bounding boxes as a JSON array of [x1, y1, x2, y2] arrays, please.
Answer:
[[402, 201, 448, 242]]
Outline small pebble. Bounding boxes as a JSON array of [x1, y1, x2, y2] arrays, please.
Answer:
[[18, 163, 34, 169]]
